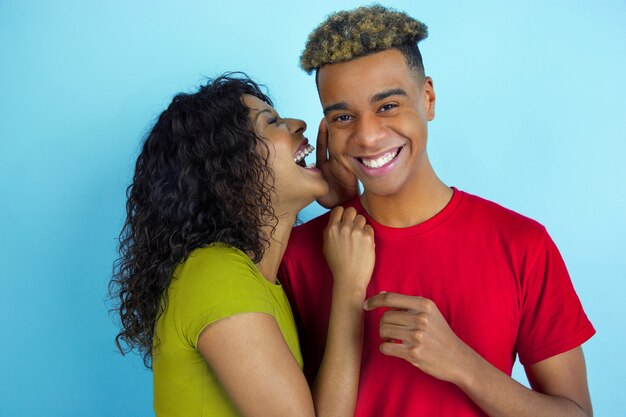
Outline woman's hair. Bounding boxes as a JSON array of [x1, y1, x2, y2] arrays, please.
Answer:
[[110, 73, 276, 368]]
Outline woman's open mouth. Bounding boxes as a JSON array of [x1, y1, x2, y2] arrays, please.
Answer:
[[294, 141, 315, 168]]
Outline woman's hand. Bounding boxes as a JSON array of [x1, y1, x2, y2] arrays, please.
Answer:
[[315, 119, 359, 209], [314, 206, 375, 416], [323, 206, 375, 294]]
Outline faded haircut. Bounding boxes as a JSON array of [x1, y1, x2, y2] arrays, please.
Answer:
[[300, 4, 428, 78]]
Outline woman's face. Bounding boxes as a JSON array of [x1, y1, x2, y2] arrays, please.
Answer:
[[243, 94, 329, 211]]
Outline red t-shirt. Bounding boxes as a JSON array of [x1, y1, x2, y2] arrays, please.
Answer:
[[279, 188, 595, 417]]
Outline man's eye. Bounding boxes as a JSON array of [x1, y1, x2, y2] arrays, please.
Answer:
[[379, 103, 397, 112], [334, 114, 352, 122], [267, 117, 277, 124]]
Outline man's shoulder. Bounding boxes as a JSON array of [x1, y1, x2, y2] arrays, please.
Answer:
[[292, 211, 330, 239], [290, 197, 362, 247], [285, 210, 331, 262], [459, 189, 548, 238], [280, 210, 333, 289]]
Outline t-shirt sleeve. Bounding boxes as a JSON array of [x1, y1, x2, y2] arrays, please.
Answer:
[[516, 230, 595, 365], [173, 247, 275, 348]]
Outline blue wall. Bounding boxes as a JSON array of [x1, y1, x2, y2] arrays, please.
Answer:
[[1, 1, 624, 415]]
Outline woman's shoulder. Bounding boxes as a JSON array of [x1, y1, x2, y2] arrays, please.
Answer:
[[172, 243, 263, 296], [163, 243, 275, 348], [182, 243, 254, 275]]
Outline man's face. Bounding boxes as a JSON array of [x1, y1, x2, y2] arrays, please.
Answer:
[[317, 48, 435, 198]]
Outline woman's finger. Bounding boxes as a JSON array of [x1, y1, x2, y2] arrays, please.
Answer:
[[341, 206, 358, 223], [327, 206, 344, 226], [354, 214, 367, 229], [315, 118, 329, 167]]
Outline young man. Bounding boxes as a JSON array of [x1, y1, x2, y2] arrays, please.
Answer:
[[279, 5, 595, 417]]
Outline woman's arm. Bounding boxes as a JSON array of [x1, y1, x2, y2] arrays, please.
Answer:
[[313, 206, 375, 415], [197, 206, 374, 417], [198, 312, 316, 417]]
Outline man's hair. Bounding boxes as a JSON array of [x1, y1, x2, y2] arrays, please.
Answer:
[[300, 4, 428, 78]]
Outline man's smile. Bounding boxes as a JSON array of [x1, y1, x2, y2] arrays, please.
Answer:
[[356, 146, 404, 169]]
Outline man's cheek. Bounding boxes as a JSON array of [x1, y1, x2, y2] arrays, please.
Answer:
[[327, 131, 345, 158]]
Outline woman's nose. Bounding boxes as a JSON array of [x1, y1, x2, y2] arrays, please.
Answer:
[[287, 118, 307, 135]]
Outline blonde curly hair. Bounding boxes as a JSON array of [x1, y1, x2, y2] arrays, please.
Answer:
[[300, 4, 428, 74]]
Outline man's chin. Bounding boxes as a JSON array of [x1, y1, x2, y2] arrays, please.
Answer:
[[360, 181, 403, 199]]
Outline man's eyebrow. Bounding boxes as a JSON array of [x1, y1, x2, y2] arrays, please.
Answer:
[[371, 88, 408, 104], [323, 102, 349, 115], [323, 89, 408, 114]]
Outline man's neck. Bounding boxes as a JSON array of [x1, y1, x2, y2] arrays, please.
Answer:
[[361, 168, 453, 228]]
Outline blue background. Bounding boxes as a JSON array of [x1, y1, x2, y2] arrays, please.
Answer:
[[1, 1, 624, 416]]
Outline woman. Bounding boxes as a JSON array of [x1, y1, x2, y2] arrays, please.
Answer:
[[110, 73, 374, 416]]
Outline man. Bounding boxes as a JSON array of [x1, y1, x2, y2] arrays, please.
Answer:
[[279, 5, 595, 417]]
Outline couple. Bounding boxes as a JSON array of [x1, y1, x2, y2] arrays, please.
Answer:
[[111, 5, 595, 417]]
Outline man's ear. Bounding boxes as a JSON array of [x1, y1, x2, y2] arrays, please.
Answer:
[[422, 76, 436, 121]]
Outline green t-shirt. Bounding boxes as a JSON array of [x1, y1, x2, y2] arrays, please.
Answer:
[[153, 243, 303, 417]]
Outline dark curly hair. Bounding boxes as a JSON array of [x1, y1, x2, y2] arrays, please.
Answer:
[[300, 4, 428, 77], [109, 73, 276, 368]]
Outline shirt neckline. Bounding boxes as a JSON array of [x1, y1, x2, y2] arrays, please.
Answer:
[[350, 187, 464, 238]]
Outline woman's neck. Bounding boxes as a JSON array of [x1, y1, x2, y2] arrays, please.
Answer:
[[254, 211, 297, 284]]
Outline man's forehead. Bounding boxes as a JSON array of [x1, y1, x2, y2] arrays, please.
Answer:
[[319, 49, 406, 74], [318, 50, 415, 90], [318, 69, 419, 108]]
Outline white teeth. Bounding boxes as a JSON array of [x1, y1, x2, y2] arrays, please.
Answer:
[[294, 143, 315, 163], [361, 149, 399, 169]]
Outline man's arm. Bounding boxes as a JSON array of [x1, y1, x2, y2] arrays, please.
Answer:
[[459, 345, 592, 417], [365, 292, 592, 417]]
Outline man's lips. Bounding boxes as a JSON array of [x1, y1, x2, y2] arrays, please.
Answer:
[[356, 146, 403, 169]]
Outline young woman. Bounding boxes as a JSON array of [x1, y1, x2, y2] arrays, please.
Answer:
[[110, 73, 373, 417]]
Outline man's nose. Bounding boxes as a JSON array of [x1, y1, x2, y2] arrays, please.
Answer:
[[354, 113, 386, 148]]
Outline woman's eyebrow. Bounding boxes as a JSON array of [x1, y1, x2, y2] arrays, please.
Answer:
[[253, 108, 273, 123]]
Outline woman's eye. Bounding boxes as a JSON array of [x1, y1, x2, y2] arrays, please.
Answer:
[[267, 117, 277, 124]]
